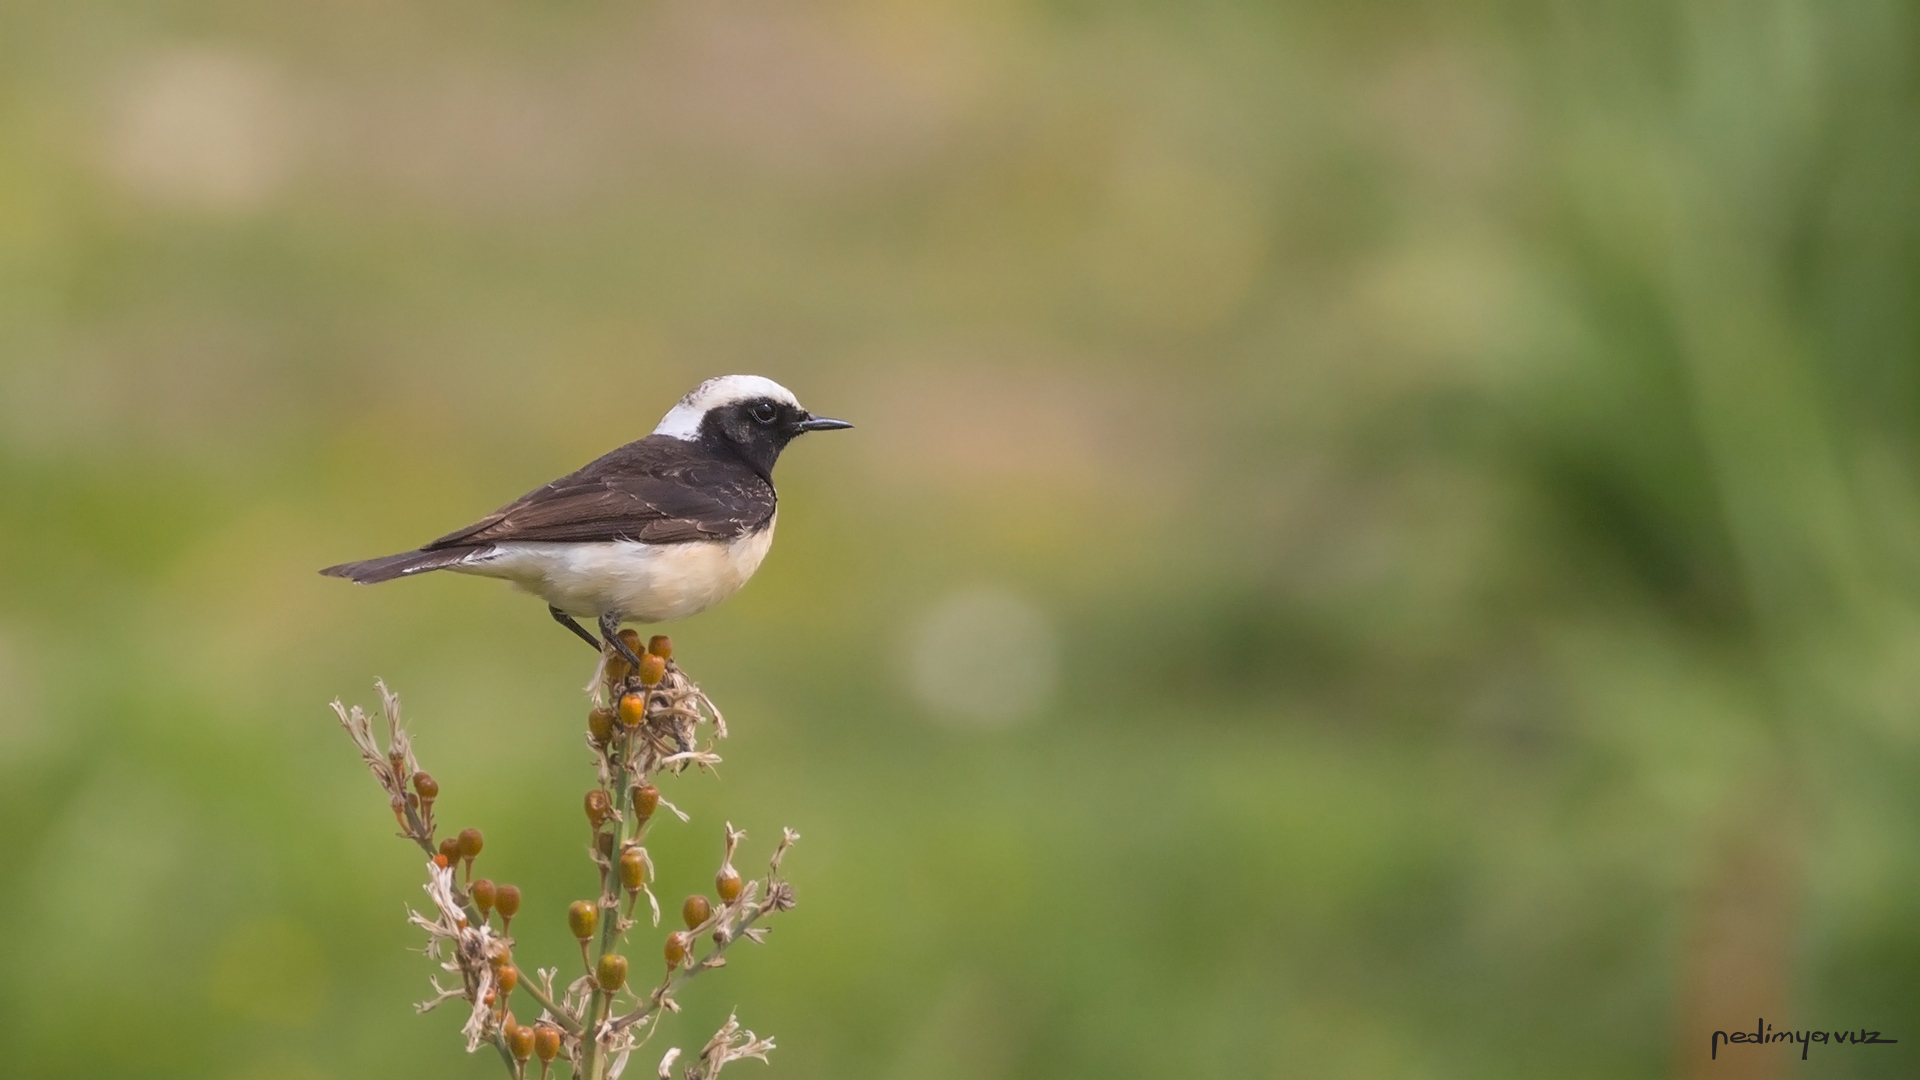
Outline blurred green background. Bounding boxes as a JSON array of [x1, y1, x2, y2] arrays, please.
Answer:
[[2, 1, 1918, 1077]]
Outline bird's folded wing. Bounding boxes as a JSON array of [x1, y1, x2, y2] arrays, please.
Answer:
[[423, 451, 774, 548]]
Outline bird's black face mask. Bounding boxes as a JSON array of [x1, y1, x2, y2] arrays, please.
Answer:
[[703, 397, 851, 479]]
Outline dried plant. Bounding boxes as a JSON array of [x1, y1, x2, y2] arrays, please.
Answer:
[[332, 633, 799, 1080]]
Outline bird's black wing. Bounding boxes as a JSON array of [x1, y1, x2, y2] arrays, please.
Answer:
[[423, 437, 774, 549]]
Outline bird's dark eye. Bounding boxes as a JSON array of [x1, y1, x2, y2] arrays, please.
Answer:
[[749, 402, 779, 425]]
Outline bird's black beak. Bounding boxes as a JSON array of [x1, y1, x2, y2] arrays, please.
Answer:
[[797, 414, 854, 433]]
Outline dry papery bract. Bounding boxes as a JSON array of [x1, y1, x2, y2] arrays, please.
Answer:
[[331, 633, 799, 1080]]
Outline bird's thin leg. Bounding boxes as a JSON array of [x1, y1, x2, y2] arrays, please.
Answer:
[[550, 606, 603, 652], [598, 611, 647, 669]]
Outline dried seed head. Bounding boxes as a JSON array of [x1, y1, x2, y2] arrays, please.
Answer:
[[498, 964, 519, 993], [619, 847, 648, 891], [647, 635, 672, 660], [412, 771, 439, 799], [533, 1023, 562, 1063], [457, 828, 485, 862], [617, 692, 645, 728], [506, 1019, 535, 1061], [587, 707, 616, 743], [715, 866, 743, 904], [638, 654, 667, 686], [631, 783, 659, 821], [595, 831, 616, 860], [472, 878, 497, 917], [567, 900, 597, 940], [664, 931, 690, 968], [584, 789, 613, 828], [495, 884, 522, 920], [596, 952, 628, 992], [682, 894, 712, 929], [439, 837, 461, 863]]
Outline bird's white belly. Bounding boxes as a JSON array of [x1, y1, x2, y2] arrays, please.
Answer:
[[451, 518, 776, 622]]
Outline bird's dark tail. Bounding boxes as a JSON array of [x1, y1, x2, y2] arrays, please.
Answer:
[[319, 546, 487, 584]]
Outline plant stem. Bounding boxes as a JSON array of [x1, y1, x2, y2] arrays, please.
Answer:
[[488, 1031, 519, 1078], [520, 978, 582, 1036], [583, 723, 641, 1080]]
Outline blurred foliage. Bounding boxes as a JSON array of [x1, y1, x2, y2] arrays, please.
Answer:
[[2, 0, 1919, 1077]]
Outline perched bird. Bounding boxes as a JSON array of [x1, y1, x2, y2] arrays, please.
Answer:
[[320, 374, 850, 668]]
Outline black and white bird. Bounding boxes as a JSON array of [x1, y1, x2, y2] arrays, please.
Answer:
[[320, 374, 850, 668]]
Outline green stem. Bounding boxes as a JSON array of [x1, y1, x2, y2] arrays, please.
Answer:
[[583, 725, 643, 1080], [488, 1031, 519, 1078], [520, 977, 581, 1036]]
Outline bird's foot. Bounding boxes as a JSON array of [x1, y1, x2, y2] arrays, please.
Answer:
[[598, 612, 647, 670]]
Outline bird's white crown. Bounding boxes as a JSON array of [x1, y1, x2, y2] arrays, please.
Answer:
[[653, 375, 801, 440]]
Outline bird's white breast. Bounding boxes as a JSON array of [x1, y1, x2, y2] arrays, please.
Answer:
[[450, 515, 777, 622]]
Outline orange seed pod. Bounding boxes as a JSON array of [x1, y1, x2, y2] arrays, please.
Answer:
[[619, 847, 648, 891], [567, 900, 597, 940], [715, 865, 743, 904], [682, 894, 711, 929], [587, 707, 616, 743], [498, 964, 519, 993], [412, 771, 439, 799], [471, 878, 497, 917], [638, 654, 666, 686], [584, 789, 613, 828], [457, 828, 484, 862], [596, 953, 628, 992], [533, 1023, 562, 1063], [439, 837, 461, 863], [495, 884, 522, 920], [617, 692, 645, 727], [631, 783, 659, 821], [506, 1021, 534, 1060], [647, 635, 672, 660], [664, 931, 690, 968]]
